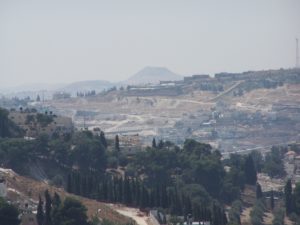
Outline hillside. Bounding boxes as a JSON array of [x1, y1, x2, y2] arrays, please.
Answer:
[[124, 66, 182, 85], [46, 68, 300, 152], [0, 167, 135, 225]]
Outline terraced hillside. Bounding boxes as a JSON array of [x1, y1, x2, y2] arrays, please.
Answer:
[[43, 69, 300, 153]]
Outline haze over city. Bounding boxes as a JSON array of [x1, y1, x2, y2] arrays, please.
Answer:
[[1, 0, 300, 87]]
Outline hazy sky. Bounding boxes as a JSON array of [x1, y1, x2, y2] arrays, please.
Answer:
[[1, 0, 300, 87]]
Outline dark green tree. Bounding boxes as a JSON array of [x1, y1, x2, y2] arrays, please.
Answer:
[[56, 197, 88, 225], [256, 183, 263, 199], [115, 135, 120, 151], [100, 131, 107, 148], [36, 195, 44, 225], [284, 179, 293, 215], [0, 108, 10, 138], [157, 140, 164, 149], [0, 197, 20, 225], [152, 138, 157, 148], [244, 155, 257, 185], [44, 190, 52, 225], [294, 183, 300, 215], [67, 173, 72, 193], [52, 192, 61, 225], [270, 190, 274, 211]]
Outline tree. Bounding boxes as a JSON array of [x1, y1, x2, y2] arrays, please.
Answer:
[[272, 208, 285, 225], [36, 195, 44, 225], [0, 197, 20, 225], [44, 190, 52, 225], [244, 155, 257, 185], [52, 192, 61, 225], [100, 131, 107, 148], [270, 190, 275, 211], [56, 197, 88, 225], [284, 179, 293, 215], [262, 147, 286, 178], [152, 138, 157, 148], [294, 183, 300, 215], [256, 183, 263, 199], [228, 200, 242, 225], [158, 140, 164, 149], [115, 135, 120, 151]]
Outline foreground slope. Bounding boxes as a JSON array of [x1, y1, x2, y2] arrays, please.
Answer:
[[0, 167, 134, 225]]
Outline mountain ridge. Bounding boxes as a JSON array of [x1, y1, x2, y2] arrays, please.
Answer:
[[123, 66, 182, 85]]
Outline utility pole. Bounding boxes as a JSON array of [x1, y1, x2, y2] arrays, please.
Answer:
[[296, 38, 300, 68]]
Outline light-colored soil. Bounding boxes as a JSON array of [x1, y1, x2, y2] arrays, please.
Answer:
[[240, 207, 252, 225], [109, 204, 149, 225]]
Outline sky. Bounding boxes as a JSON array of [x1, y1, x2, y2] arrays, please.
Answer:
[[1, 0, 300, 87]]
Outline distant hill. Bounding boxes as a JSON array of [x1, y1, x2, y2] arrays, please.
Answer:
[[123, 66, 182, 85], [60, 80, 114, 95]]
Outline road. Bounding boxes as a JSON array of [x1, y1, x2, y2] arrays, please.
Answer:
[[109, 204, 149, 225]]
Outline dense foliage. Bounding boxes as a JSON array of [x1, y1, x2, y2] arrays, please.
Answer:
[[37, 191, 89, 225], [0, 108, 23, 138], [0, 131, 107, 174], [0, 197, 20, 225]]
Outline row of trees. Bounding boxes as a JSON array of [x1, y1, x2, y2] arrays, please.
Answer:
[[66, 171, 227, 225]]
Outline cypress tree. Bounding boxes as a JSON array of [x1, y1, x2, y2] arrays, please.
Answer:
[[285, 178, 293, 214], [152, 138, 157, 148], [158, 140, 164, 149], [117, 177, 123, 202], [100, 131, 107, 148], [115, 135, 120, 151], [107, 178, 113, 202], [244, 155, 257, 185], [36, 195, 44, 225], [44, 190, 52, 225], [67, 173, 72, 193], [51, 193, 61, 225], [270, 190, 275, 210], [135, 179, 141, 206], [256, 182, 263, 199]]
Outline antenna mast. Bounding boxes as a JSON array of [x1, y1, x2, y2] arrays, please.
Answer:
[[297, 38, 300, 68]]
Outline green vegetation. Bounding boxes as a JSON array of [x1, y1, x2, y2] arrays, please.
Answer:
[[3, 106, 296, 224], [0, 108, 23, 138], [256, 183, 263, 199], [228, 200, 242, 225], [285, 179, 293, 215], [272, 208, 284, 225], [0, 197, 20, 225], [250, 200, 266, 225], [0, 117, 260, 225], [282, 179, 300, 222], [262, 146, 286, 178], [37, 191, 89, 225], [36, 113, 54, 127]]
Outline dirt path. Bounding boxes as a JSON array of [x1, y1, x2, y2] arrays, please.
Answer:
[[109, 204, 149, 225], [210, 81, 243, 102]]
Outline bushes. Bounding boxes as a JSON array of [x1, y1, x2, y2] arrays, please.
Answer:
[[250, 200, 266, 225], [228, 200, 242, 225], [272, 208, 284, 225]]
